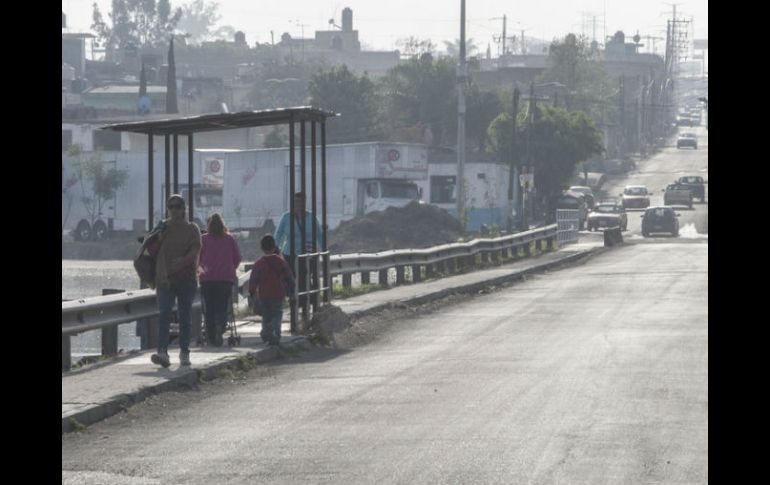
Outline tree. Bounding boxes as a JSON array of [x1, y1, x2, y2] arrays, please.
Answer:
[[92, 0, 183, 60], [486, 109, 526, 163], [466, 87, 504, 152], [526, 105, 604, 199], [62, 146, 83, 234], [166, 37, 178, 113], [70, 146, 129, 239], [264, 126, 288, 148], [443, 38, 479, 58], [396, 37, 436, 58], [539, 33, 616, 120], [309, 65, 383, 143], [487, 104, 604, 201], [177, 0, 219, 43], [377, 53, 456, 146]]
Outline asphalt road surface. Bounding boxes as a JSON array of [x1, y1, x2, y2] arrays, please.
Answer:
[[63, 129, 708, 485]]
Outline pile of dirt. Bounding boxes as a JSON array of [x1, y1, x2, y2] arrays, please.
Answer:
[[328, 201, 465, 253]]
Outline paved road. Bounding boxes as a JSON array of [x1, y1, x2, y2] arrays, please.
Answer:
[[597, 124, 708, 238], [62, 251, 707, 484], [62, 130, 708, 484]]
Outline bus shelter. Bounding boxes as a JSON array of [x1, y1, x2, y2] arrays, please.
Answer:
[[101, 107, 336, 332]]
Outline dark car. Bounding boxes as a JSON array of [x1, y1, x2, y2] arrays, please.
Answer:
[[676, 175, 706, 202], [641, 206, 680, 237]]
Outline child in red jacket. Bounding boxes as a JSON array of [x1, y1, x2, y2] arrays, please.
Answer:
[[248, 235, 295, 346]]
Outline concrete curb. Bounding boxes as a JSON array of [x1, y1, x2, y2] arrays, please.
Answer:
[[62, 337, 311, 434], [346, 246, 608, 320]]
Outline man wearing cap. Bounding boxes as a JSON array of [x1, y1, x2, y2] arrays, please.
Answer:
[[145, 194, 202, 367]]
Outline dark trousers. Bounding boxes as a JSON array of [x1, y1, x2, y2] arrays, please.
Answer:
[[284, 254, 318, 309], [260, 298, 283, 345], [201, 281, 232, 344], [156, 277, 197, 353]]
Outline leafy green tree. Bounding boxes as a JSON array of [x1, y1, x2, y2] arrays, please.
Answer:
[[377, 53, 456, 146], [264, 126, 288, 148], [70, 146, 129, 233], [176, 0, 235, 43], [309, 65, 383, 143], [92, 0, 183, 59], [466, 87, 504, 152], [443, 38, 479, 58], [539, 33, 616, 120], [396, 37, 436, 58], [526, 105, 604, 198], [487, 104, 604, 200]]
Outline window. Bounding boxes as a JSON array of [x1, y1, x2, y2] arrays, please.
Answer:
[[62, 130, 73, 151], [430, 176, 456, 203], [625, 187, 647, 195], [381, 182, 419, 199], [93, 130, 121, 151], [366, 182, 379, 198]]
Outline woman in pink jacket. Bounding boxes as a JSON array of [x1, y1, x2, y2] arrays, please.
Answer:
[[198, 213, 242, 346]]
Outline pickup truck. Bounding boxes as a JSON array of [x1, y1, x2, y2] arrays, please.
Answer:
[[663, 184, 693, 208], [676, 175, 706, 202]]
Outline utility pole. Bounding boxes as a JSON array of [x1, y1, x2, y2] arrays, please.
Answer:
[[508, 88, 520, 232], [456, 0, 467, 228], [521, 82, 535, 231], [491, 15, 510, 57], [502, 15, 507, 55], [619, 75, 625, 157]]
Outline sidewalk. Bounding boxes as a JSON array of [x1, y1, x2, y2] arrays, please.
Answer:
[[62, 239, 604, 433]]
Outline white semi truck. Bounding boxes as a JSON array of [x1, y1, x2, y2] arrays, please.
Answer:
[[62, 142, 427, 239]]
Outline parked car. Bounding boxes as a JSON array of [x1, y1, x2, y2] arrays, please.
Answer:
[[620, 185, 651, 209], [677, 132, 698, 149], [587, 203, 628, 231], [554, 191, 588, 230], [676, 175, 706, 202], [568, 185, 595, 209], [641, 206, 680, 237], [663, 184, 693, 208]]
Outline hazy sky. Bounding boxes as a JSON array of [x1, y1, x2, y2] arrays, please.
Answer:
[[62, 0, 707, 55]]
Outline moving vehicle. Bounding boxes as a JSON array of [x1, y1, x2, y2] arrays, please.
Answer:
[[620, 185, 651, 209], [662, 184, 693, 208], [587, 202, 627, 231], [677, 132, 698, 149], [676, 175, 706, 202], [641, 206, 680, 237]]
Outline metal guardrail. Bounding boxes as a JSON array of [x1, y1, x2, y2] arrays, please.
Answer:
[[63, 225, 558, 371]]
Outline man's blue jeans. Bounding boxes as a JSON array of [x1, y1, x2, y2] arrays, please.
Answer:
[[156, 277, 197, 353], [260, 298, 283, 345]]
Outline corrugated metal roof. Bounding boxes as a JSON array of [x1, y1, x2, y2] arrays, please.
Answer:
[[101, 106, 337, 135]]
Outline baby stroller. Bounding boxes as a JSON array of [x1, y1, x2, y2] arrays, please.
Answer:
[[198, 285, 241, 347]]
